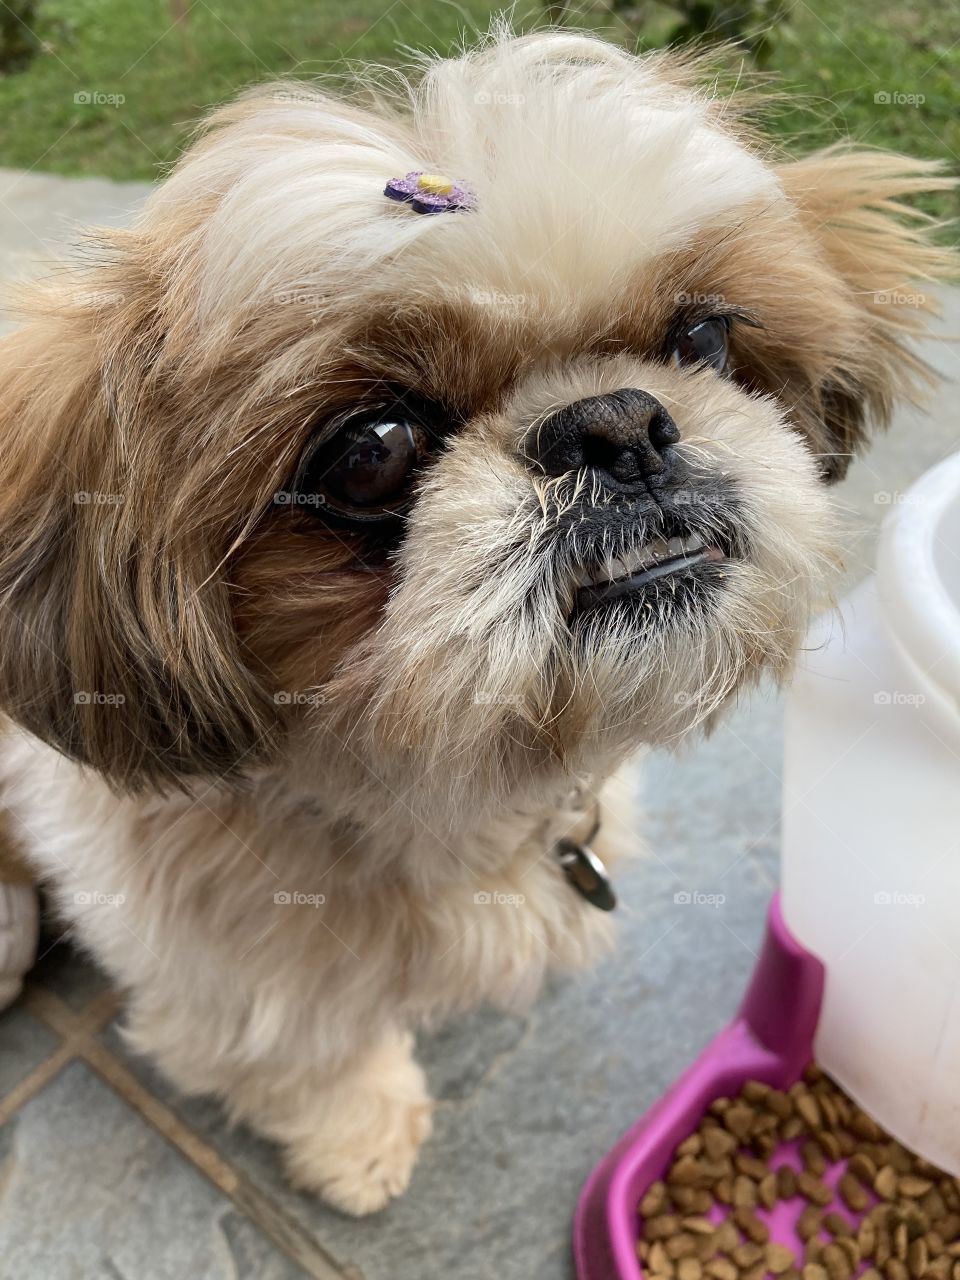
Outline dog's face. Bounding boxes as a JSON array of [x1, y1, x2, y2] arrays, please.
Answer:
[[0, 34, 952, 813]]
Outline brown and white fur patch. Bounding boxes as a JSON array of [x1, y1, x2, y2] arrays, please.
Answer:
[[0, 29, 953, 1213]]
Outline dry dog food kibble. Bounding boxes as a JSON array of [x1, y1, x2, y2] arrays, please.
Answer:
[[636, 1066, 960, 1280]]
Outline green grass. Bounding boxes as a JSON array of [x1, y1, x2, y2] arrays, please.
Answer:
[[0, 0, 542, 179], [764, 0, 959, 170], [0, 0, 957, 205]]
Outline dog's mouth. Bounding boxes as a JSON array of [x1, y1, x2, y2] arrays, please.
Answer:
[[570, 533, 726, 613]]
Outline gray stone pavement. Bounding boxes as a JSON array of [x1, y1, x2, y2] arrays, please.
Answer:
[[0, 168, 957, 1280]]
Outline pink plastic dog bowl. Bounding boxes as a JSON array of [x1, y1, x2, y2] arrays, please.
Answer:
[[573, 895, 826, 1280]]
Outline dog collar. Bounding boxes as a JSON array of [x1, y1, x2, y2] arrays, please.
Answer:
[[553, 805, 616, 912]]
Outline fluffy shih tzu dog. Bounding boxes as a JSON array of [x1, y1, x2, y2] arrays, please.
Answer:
[[0, 29, 953, 1215]]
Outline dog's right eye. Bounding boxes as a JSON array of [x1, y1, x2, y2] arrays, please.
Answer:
[[292, 408, 433, 524]]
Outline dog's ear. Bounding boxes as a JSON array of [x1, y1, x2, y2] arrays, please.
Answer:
[[777, 146, 957, 481], [0, 261, 277, 790]]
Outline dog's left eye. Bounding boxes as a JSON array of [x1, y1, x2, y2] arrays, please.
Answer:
[[671, 317, 730, 375], [294, 409, 433, 524]]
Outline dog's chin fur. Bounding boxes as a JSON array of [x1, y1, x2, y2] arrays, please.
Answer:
[[0, 28, 955, 1214]]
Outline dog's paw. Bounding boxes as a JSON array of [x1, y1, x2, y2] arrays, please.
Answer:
[[292, 1096, 433, 1216], [284, 1035, 433, 1215]]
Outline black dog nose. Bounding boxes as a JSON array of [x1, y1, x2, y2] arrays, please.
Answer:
[[527, 388, 681, 488]]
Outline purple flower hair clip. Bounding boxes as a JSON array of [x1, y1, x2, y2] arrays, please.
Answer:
[[384, 171, 476, 215]]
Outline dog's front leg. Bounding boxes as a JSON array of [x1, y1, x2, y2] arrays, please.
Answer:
[[128, 1000, 434, 1216], [261, 1027, 434, 1215]]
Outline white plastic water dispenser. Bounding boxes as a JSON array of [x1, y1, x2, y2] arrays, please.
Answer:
[[782, 451, 960, 1175]]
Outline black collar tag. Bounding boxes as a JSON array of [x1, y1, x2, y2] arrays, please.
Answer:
[[555, 838, 617, 912]]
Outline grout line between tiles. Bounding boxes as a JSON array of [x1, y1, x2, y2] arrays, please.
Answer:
[[0, 1040, 76, 1127], [0, 985, 118, 1125], [9, 983, 361, 1280], [23, 984, 121, 1035]]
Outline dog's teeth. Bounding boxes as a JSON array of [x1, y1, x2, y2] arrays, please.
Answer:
[[574, 532, 707, 592], [664, 534, 705, 559]]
